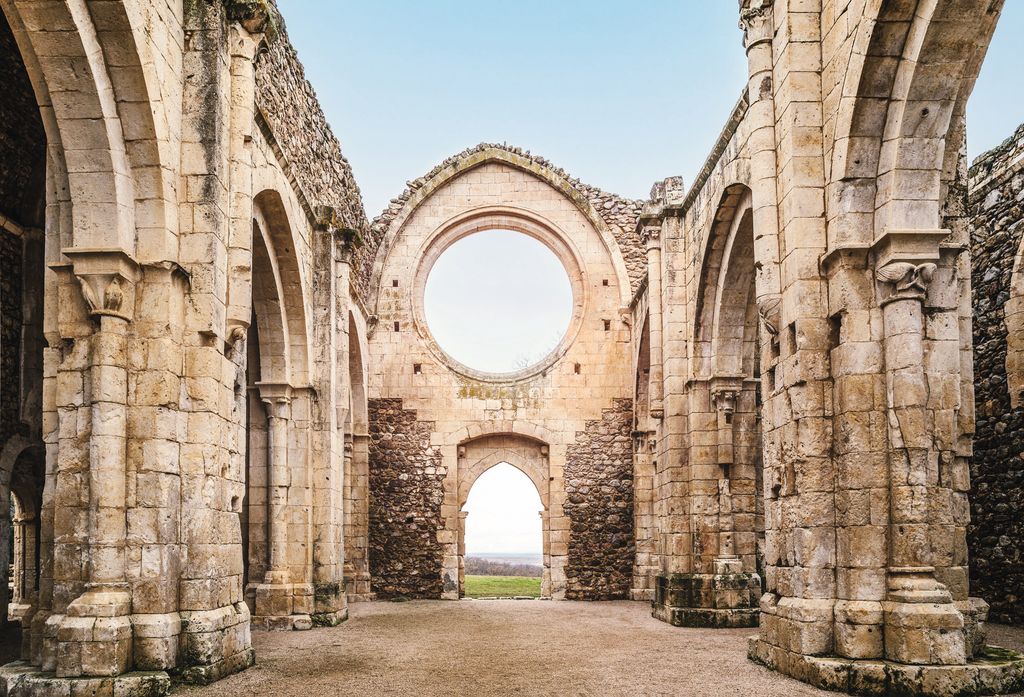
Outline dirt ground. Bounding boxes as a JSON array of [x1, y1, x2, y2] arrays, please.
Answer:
[[171, 600, 1024, 697]]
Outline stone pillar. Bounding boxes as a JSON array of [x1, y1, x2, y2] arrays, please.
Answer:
[[344, 433, 373, 601], [875, 259, 966, 665], [643, 224, 665, 419], [458, 510, 468, 597], [253, 383, 310, 630], [711, 386, 738, 564], [653, 376, 759, 628], [53, 257, 138, 680], [9, 511, 38, 620]]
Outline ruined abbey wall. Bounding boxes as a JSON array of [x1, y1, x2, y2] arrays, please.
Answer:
[[969, 122, 1024, 626], [364, 148, 642, 601], [0, 1, 1022, 696]]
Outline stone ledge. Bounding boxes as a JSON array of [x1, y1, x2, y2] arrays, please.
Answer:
[[311, 609, 349, 627], [177, 647, 255, 686], [653, 603, 760, 628], [748, 638, 1024, 697], [0, 662, 171, 696], [252, 614, 313, 631]]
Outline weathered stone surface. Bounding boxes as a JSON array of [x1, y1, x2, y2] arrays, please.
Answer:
[[564, 399, 635, 600], [368, 399, 445, 599], [968, 122, 1024, 627]]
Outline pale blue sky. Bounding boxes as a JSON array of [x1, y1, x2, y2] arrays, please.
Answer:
[[279, 1, 1023, 554], [280, 1, 1023, 216]]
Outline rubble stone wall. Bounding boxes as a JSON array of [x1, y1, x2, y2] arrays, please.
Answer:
[[969, 122, 1024, 625], [564, 399, 635, 600], [368, 398, 446, 599], [0, 228, 21, 444]]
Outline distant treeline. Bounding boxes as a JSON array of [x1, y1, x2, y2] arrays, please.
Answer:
[[465, 557, 543, 578]]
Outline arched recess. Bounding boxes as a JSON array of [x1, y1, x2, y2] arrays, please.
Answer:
[[0, 0, 173, 258], [693, 185, 756, 377], [691, 184, 764, 575], [253, 190, 311, 386], [343, 310, 373, 600], [829, 0, 1003, 243], [0, 437, 43, 630], [368, 145, 634, 310], [456, 434, 551, 598], [241, 196, 299, 608]]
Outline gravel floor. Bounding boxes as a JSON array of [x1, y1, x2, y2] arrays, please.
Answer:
[[172, 600, 835, 697]]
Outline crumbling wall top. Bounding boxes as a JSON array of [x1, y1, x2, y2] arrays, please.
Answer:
[[363, 142, 647, 297]]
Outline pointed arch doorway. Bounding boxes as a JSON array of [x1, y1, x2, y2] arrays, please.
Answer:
[[457, 436, 551, 599]]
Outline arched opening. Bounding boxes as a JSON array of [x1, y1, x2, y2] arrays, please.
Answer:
[[241, 217, 287, 613], [423, 229, 573, 375], [343, 312, 372, 601], [0, 6, 46, 662], [460, 462, 544, 599], [693, 186, 764, 579]]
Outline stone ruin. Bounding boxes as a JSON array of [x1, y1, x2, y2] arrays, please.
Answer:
[[0, 0, 1019, 695]]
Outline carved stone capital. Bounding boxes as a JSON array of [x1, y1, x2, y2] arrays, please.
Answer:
[[875, 262, 937, 303], [256, 381, 292, 416], [739, 0, 774, 48], [711, 388, 738, 415], [62, 248, 140, 323], [641, 224, 662, 250], [757, 294, 782, 337]]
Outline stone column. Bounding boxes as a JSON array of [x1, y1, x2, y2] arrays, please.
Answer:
[[642, 224, 665, 419], [711, 386, 738, 566], [458, 510, 468, 597], [875, 259, 966, 665], [253, 383, 310, 630], [51, 254, 139, 679]]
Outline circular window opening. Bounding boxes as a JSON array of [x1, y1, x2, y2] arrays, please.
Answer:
[[423, 230, 573, 375]]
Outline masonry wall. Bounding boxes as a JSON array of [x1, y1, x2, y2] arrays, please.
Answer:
[[0, 228, 21, 444], [564, 399, 635, 600], [969, 122, 1024, 625], [365, 146, 639, 600], [368, 398, 446, 599]]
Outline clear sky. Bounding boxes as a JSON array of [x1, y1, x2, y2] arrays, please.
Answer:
[[279, 1, 1024, 554], [424, 230, 572, 373], [463, 463, 543, 555]]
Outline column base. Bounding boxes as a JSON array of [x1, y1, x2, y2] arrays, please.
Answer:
[[0, 663, 170, 697], [312, 582, 348, 627], [748, 637, 1024, 697], [253, 582, 314, 630], [651, 570, 760, 628], [345, 573, 376, 603], [56, 590, 133, 677], [178, 602, 254, 685]]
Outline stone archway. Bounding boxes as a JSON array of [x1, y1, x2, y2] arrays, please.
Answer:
[[456, 435, 551, 598]]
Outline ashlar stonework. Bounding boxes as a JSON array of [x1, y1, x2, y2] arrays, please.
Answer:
[[0, 0, 1020, 696]]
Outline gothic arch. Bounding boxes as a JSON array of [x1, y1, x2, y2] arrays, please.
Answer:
[[450, 420, 558, 447], [829, 0, 1003, 240], [0, 0, 171, 258], [368, 145, 634, 309], [252, 189, 312, 386], [693, 184, 755, 378], [458, 443, 548, 511], [456, 433, 551, 598]]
